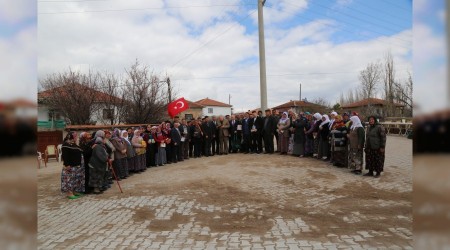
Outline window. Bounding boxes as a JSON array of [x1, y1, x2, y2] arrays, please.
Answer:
[[185, 114, 193, 120], [103, 109, 114, 119], [208, 108, 213, 114]]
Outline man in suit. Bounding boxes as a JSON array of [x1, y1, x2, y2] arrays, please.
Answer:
[[252, 110, 264, 153], [210, 116, 219, 156], [229, 114, 241, 153], [263, 109, 277, 154], [201, 116, 212, 156], [218, 115, 230, 155], [170, 122, 183, 163], [241, 112, 251, 153], [180, 118, 190, 160]]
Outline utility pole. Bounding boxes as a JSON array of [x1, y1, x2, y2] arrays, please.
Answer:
[[166, 77, 172, 102], [299, 83, 302, 101], [258, 0, 268, 112]]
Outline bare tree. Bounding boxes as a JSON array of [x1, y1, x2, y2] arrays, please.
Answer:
[[383, 51, 396, 116], [359, 62, 381, 100], [39, 69, 100, 125], [392, 71, 413, 117], [96, 71, 127, 125], [122, 60, 172, 124]]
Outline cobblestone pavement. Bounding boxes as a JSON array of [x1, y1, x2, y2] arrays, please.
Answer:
[[38, 136, 412, 249]]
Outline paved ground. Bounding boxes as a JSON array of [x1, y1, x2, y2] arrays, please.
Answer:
[[38, 136, 412, 249]]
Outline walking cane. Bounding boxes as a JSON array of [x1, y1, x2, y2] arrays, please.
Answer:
[[108, 160, 123, 193]]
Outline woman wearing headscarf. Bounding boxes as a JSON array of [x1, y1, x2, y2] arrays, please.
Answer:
[[318, 114, 331, 160], [303, 112, 314, 157], [364, 116, 386, 177], [292, 112, 308, 157], [277, 112, 291, 155], [110, 128, 129, 180], [88, 131, 109, 194], [347, 116, 365, 175], [154, 125, 167, 166], [61, 131, 85, 199], [163, 122, 173, 164], [121, 130, 137, 173], [132, 129, 146, 172], [308, 113, 322, 158], [330, 115, 348, 167], [79, 132, 94, 194], [143, 124, 156, 168]]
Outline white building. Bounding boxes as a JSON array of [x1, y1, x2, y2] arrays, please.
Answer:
[[194, 97, 232, 117]]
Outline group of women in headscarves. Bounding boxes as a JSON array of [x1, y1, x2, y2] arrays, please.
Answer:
[[279, 110, 386, 177], [60, 121, 182, 198]]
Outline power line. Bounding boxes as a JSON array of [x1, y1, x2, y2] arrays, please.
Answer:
[[264, 4, 411, 49], [349, 0, 411, 23], [305, 0, 410, 33], [168, 9, 257, 70], [378, 0, 412, 12], [38, 4, 255, 15], [282, 1, 411, 44]]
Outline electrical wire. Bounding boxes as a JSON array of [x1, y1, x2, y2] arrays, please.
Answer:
[[263, 4, 411, 49], [38, 4, 255, 15]]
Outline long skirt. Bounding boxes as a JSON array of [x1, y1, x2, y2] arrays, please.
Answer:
[[365, 149, 385, 173], [112, 159, 122, 178], [113, 158, 128, 178], [136, 154, 146, 171], [313, 137, 320, 156], [278, 135, 289, 153], [155, 147, 167, 166], [318, 140, 330, 159], [305, 137, 313, 156], [348, 148, 363, 170], [332, 150, 347, 167], [127, 156, 136, 172], [89, 164, 107, 188], [146, 144, 156, 167], [61, 165, 85, 193], [292, 141, 305, 156]]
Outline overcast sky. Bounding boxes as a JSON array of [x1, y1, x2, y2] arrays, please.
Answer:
[[36, 0, 417, 112]]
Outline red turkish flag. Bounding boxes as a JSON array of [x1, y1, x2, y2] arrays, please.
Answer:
[[167, 97, 189, 118]]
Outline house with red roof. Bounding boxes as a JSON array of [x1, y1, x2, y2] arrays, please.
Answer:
[[194, 97, 232, 117], [340, 98, 406, 118], [38, 84, 125, 129]]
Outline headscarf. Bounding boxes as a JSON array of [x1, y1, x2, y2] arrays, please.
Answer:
[[95, 136, 104, 144], [330, 111, 338, 117], [64, 131, 76, 143], [279, 112, 289, 123], [319, 115, 330, 128], [121, 130, 131, 145], [350, 116, 364, 130], [112, 128, 121, 140], [133, 129, 141, 139], [313, 113, 322, 121], [367, 116, 379, 126], [94, 130, 105, 139]]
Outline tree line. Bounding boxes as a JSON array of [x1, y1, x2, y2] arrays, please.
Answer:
[[338, 51, 413, 117], [39, 60, 176, 125]]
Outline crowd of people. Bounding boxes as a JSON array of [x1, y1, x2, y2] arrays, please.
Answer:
[[60, 109, 387, 199]]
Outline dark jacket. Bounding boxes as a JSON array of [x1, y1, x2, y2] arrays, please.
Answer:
[[263, 115, 277, 135], [89, 142, 109, 170], [170, 127, 182, 145], [365, 124, 386, 150], [61, 141, 83, 167], [319, 122, 330, 141]]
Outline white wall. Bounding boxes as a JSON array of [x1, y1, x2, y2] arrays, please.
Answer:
[[201, 106, 232, 117]]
